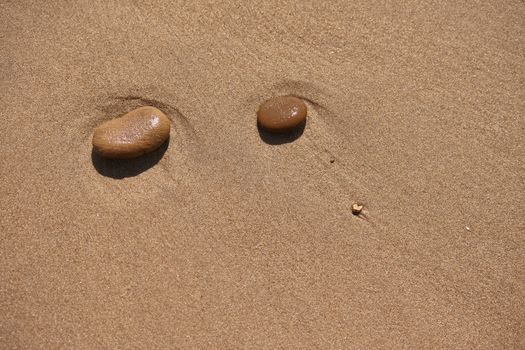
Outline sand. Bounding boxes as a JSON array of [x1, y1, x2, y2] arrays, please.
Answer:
[[1, 1, 524, 348]]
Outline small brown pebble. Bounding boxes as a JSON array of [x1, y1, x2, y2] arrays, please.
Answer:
[[257, 95, 307, 133], [351, 203, 363, 215], [92, 106, 170, 159]]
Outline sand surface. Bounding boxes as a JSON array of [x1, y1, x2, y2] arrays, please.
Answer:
[[1, 1, 524, 348]]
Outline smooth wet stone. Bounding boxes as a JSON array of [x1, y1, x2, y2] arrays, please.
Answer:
[[257, 95, 307, 133], [92, 106, 170, 159]]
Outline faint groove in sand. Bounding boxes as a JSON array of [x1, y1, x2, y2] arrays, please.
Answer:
[[266, 80, 385, 226], [112, 95, 195, 134]]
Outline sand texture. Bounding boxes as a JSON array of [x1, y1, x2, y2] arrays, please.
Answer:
[[1, 1, 524, 349]]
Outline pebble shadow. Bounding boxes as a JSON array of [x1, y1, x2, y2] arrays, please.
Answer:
[[257, 120, 306, 145], [91, 139, 169, 179]]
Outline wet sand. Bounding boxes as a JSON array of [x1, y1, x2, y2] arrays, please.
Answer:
[[1, 1, 524, 348]]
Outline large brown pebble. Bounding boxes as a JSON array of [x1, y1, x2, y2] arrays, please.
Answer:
[[92, 106, 171, 159], [257, 95, 307, 133]]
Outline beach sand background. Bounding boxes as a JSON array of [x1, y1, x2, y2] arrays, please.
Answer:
[[1, 0, 524, 348]]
